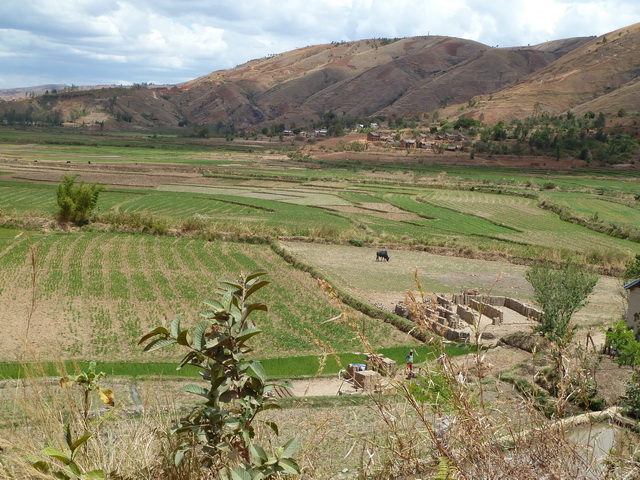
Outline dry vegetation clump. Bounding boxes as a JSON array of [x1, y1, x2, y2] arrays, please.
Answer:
[[0, 361, 184, 480]]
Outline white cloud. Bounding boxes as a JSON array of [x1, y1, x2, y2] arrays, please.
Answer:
[[0, 0, 638, 88]]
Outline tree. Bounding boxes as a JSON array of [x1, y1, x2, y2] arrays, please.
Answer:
[[139, 270, 300, 478], [56, 175, 103, 224], [624, 254, 640, 284], [526, 261, 598, 342], [605, 321, 640, 418]]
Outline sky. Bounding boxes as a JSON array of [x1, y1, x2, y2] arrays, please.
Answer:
[[0, 0, 639, 90]]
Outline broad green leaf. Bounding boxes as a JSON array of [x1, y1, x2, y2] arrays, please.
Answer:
[[278, 458, 301, 474], [245, 270, 268, 282], [176, 329, 189, 346], [250, 443, 268, 463], [236, 328, 262, 344], [230, 467, 253, 480], [203, 299, 224, 311], [182, 384, 210, 398], [66, 461, 81, 477], [170, 314, 182, 338], [137, 326, 169, 345], [259, 404, 281, 412], [245, 303, 268, 317], [85, 470, 106, 479], [143, 337, 176, 353], [70, 431, 93, 452], [43, 447, 70, 464], [280, 438, 298, 459], [192, 320, 210, 350], [247, 361, 267, 382], [220, 279, 243, 290], [174, 448, 186, 467], [30, 460, 50, 473], [245, 280, 270, 298]]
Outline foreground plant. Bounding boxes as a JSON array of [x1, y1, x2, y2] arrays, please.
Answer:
[[29, 425, 104, 480], [139, 269, 300, 479]]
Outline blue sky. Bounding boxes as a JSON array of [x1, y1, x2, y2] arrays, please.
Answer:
[[0, 0, 638, 89]]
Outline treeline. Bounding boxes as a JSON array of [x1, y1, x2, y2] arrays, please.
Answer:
[[451, 111, 638, 164], [0, 107, 63, 126]]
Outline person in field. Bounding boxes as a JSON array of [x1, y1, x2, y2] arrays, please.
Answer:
[[405, 350, 414, 378]]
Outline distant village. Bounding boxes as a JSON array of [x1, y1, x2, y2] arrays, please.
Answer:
[[256, 122, 467, 152]]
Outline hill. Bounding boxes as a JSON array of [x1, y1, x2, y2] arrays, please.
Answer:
[[452, 23, 640, 123], [0, 23, 639, 130]]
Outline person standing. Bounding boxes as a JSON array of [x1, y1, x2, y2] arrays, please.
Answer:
[[405, 350, 414, 377]]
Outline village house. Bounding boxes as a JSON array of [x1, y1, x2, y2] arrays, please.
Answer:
[[624, 279, 640, 333], [367, 132, 382, 142], [400, 139, 416, 148]]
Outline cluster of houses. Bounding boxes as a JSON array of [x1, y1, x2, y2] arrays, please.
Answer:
[[366, 131, 466, 151]]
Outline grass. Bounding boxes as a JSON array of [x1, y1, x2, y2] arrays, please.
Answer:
[[0, 344, 470, 380]]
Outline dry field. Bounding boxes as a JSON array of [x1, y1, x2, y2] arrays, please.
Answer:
[[281, 241, 625, 344]]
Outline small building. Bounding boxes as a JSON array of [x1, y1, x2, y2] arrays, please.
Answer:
[[400, 139, 416, 148], [367, 132, 382, 141], [624, 279, 640, 332], [314, 129, 328, 137], [283, 130, 294, 136]]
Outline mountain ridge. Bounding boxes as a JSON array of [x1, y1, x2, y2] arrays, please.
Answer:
[[1, 23, 638, 129]]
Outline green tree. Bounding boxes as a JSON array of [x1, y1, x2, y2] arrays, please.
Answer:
[[526, 261, 598, 342], [56, 175, 103, 224], [623, 254, 640, 284], [139, 270, 300, 478], [605, 321, 640, 418]]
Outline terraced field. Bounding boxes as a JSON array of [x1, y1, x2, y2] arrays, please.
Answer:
[[0, 134, 639, 368], [0, 231, 407, 362], [542, 191, 640, 229], [419, 189, 638, 257]]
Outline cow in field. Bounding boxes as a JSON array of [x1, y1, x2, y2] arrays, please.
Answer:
[[376, 250, 390, 262]]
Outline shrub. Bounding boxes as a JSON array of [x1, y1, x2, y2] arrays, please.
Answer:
[[526, 261, 597, 342], [56, 174, 103, 224], [139, 270, 300, 478]]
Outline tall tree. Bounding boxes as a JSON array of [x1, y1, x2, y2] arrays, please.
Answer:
[[526, 261, 598, 342]]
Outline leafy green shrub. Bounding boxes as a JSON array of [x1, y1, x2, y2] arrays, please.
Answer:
[[526, 261, 597, 342], [56, 175, 103, 224], [139, 270, 300, 478], [605, 321, 640, 418]]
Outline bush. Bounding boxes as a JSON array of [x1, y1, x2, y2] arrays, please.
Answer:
[[139, 270, 300, 478], [56, 174, 103, 224], [526, 261, 598, 342]]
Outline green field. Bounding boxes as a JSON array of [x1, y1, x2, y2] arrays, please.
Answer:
[[0, 129, 638, 368], [0, 231, 409, 362]]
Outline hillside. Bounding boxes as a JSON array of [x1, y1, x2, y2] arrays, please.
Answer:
[[453, 23, 640, 123], [0, 23, 639, 129]]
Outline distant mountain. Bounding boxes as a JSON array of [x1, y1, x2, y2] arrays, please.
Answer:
[[0, 22, 638, 129], [451, 23, 640, 123], [176, 35, 591, 127], [0, 84, 69, 100]]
